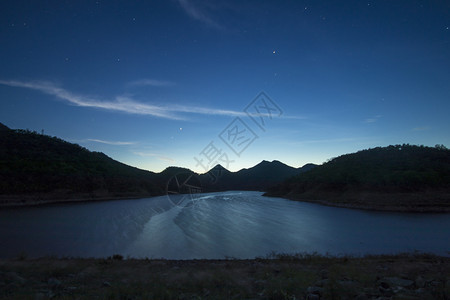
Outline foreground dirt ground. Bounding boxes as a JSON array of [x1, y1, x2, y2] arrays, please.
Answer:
[[0, 253, 449, 299]]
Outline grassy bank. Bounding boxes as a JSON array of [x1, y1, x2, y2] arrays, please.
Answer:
[[1, 253, 449, 299]]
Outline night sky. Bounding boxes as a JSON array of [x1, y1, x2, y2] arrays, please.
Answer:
[[1, 1, 449, 172]]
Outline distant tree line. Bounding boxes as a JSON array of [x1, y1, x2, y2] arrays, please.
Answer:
[[268, 144, 450, 196], [0, 128, 164, 197]]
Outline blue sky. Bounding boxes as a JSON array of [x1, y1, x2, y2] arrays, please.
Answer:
[[1, 0, 449, 172]]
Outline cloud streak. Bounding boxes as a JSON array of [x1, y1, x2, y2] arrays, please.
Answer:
[[128, 79, 174, 87], [0, 79, 251, 120], [299, 137, 356, 144], [412, 126, 431, 131], [364, 115, 382, 123], [85, 139, 136, 146], [177, 0, 222, 29], [0, 79, 182, 119], [133, 151, 175, 163]]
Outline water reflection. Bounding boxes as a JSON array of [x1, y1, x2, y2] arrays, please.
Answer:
[[0, 191, 449, 259]]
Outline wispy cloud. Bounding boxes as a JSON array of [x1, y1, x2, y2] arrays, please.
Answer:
[[0, 79, 182, 119], [177, 0, 222, 29], [170, 104, 246, 117], [364, 115, 382, 123], [300, 137, 356, 144], [128, 79, 174, 87], [85, 139, 136, 146], [133, 151, 175, 163], [285, 137, 381, 148], [0, 79, 253, 120], [412, 126, 431, 131]]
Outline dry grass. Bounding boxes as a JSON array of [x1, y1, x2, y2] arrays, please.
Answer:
[[0, 253, 449, 299]]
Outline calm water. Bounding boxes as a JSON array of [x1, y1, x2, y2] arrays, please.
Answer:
[[0, 191, 449, 259]]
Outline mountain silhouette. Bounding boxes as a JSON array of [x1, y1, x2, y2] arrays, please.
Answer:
[[0, 123, 312, 206], [7, 122, 447, 211], [0, 122, 10, 131], [0, 125, 164, 204], [199, 160, 316, 192], [265, 144, 450, 211]]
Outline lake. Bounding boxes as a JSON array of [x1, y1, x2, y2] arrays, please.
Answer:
[[0, 191, 449, 259]]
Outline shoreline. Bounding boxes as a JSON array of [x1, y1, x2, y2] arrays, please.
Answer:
[[263, 191, 450, 213], [1, 253, 449, 299], [2, 190, 450, 213], [281, 196, 450, 213], [0, 190, 260, 209], [0, 193, 160, 209]]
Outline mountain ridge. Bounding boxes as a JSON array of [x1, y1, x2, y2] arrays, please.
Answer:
[[0, 122, 312, 206], [265, 144, 450, 212], [5, 122, 448, 212], [198, 159, 314, 192]]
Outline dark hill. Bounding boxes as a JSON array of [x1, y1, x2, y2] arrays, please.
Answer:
[[265, 144, 450, 212], [233, 160, 314, 191], [0, 128, 163, 205], [0, 123, 314, 206], [0, 122, 10, 131]]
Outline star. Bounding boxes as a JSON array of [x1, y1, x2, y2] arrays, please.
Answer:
[[273, 50, 276, 54]]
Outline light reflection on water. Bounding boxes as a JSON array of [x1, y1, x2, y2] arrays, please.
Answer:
[[0, 191, 449, 259]]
